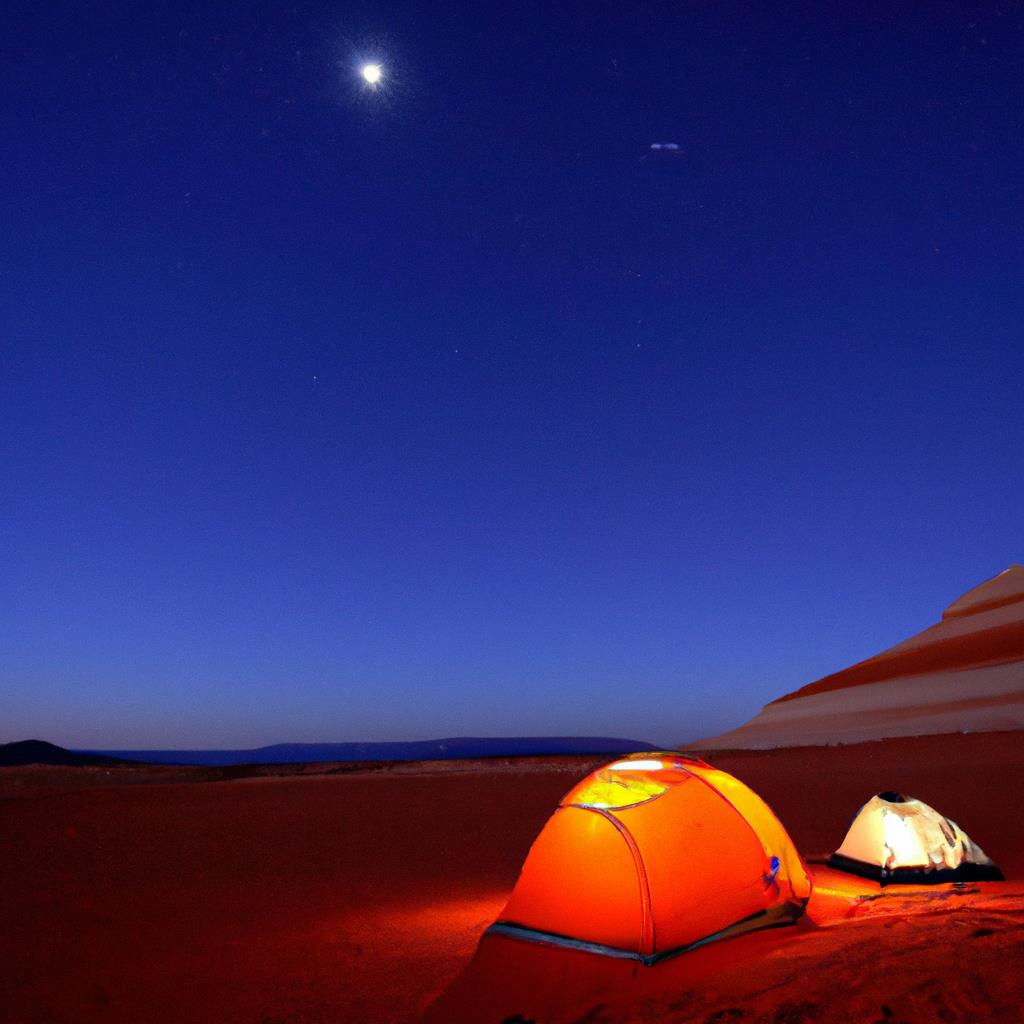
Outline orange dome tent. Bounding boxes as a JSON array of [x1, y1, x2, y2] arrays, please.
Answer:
[[488, 753, 811, 964]]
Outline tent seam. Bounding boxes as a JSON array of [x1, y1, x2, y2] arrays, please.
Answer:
[[680, 767, 775, 870], [587, 806, 655, 957]]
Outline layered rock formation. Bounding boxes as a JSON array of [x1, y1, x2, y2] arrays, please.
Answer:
[[691, 566, 1024, 749]]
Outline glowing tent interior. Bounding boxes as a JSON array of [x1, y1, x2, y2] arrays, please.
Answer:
[[488, 753, 812, 964], [827, 791, 1004, 885]]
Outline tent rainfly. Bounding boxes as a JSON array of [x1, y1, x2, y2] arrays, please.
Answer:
[[827, 791, 1003, 885], [488, 753, 811, 964]]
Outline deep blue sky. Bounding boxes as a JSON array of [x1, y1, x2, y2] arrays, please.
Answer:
[[3, 1, 1023, 748]]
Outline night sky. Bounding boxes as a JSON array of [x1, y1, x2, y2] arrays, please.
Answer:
[[4, 1, 1023, 749]]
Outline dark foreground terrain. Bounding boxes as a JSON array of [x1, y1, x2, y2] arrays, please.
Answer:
[[2, 733, 1023, 1023]]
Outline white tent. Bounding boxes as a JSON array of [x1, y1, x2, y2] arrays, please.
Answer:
[[827, 792, 1003, 885]]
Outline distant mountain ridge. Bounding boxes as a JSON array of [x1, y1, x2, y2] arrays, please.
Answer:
[[74, 736, 657, 767], [0, 740, 131, 767]]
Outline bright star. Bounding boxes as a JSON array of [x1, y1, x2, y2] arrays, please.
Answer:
[[361, 63, 382, 86]]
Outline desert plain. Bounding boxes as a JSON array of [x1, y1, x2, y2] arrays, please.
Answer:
[[2, 731, 1023, 1024]]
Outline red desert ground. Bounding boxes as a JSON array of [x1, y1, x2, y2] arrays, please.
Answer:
[[3, 567, 1024, 1023]]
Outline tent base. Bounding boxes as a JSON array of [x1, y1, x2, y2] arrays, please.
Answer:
[[486, 900, 805, 966], [826, 853, 1005, 886]]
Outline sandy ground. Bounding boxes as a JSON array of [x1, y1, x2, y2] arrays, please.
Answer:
[[2, 734, 1023, 1023], [426, 877, 1024, 1023]]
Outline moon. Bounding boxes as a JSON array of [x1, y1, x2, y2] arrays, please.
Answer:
[[360, 63, 383, 86]]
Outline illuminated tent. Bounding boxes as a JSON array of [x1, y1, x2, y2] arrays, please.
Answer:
[[827, 792, 1003, 885], [487, 753, 811, 964]]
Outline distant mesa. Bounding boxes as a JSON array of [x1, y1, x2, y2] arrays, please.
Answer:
[[73, 737, 657, 768], [0, 740, 133, 768], [690, 565, 1024, 750]]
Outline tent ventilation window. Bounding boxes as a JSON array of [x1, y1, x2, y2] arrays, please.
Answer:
[[569, 761, 688, 809]]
